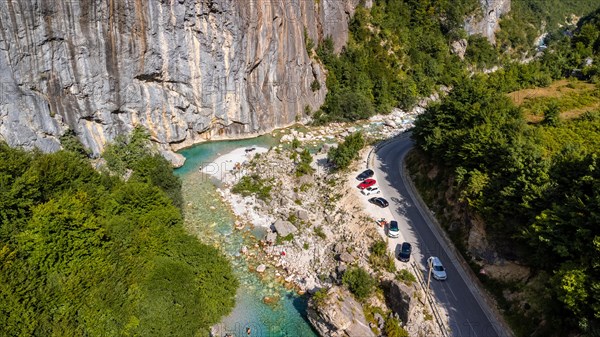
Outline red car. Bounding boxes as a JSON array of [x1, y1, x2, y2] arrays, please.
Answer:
[[358, 179, 376, 190]]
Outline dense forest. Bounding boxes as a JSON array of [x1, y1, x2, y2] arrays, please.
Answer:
[[412, 8, 600, 336], [311, 0, 600, 123], [0, 129, 237, 336]]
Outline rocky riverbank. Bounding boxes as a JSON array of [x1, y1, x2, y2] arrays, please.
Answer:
[[211, 116, 447, 336]]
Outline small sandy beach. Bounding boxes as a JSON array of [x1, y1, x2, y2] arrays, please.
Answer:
[[200, 146, 268, 181]]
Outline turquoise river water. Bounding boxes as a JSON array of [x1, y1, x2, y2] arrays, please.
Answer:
[[174, 136, 319, 337]]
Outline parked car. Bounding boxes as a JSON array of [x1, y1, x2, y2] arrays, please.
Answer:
[[387, 220, 400, 238], [398, 242, 412, 262], [368, 197, 389, 208], [356, 169, 374, 181], [358, 179, 376, 190], [361, 186, 381, 196], [427, 256, 447, 281]]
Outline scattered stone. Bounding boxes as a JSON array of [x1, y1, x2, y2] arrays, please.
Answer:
[[336, 264, 347, 275], [256, 264, 267, 273], [298, 175, 312, 185], [241, 246, 248, 255]]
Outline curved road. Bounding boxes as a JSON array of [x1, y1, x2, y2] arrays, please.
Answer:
[[374, 135, 510, 337]]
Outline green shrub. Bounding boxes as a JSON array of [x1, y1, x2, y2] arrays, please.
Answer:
[[312, 288, 329, 307], [369, 241, 396, 273], [314, 226, 327, 239], [328, 132, 365, 170], [396, 269, 416, 286], [384, 316, 409, 337], [296, 149, 315, 176], [276, 233, 294, 245], [231, 174, 272, 200], [291, 137, 301, 149], [342, 267, 376, 300]]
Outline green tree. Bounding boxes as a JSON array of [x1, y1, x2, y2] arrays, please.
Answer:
[[328, 132, 365, 170], [342, 267, 376, 300]]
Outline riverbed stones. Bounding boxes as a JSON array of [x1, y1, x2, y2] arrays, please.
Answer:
[[257, 264, 267, 273]]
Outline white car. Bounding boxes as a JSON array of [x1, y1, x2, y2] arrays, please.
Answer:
[[427, 256, 447, 281], [361, 186, 381, 196]]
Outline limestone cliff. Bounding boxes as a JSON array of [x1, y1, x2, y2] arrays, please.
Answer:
[[465, 0, 511, 44], [0, 0, 360, 158]]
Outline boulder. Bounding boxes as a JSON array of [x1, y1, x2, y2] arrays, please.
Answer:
[[307, 286, 376, 337], [298, 175, 312, 185], [338, 253, 354, 263], [333, 243, 345, 254], [384, 280, 415, 324], [451, 38, 468, 60], [272, 219, 298, 237], [265, 231, 278, 245], [256, 264, 267, 273]]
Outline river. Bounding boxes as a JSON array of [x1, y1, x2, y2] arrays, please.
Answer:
[[174, 135, 319, 337]]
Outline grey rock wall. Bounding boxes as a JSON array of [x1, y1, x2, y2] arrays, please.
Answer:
[[0, 0, 359, 157], [465, 0, 511, 44]]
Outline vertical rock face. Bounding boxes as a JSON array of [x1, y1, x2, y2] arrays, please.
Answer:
[[465, 0, 511, 44], [307, 287, 376, 337], [0, 0, 359, 155]]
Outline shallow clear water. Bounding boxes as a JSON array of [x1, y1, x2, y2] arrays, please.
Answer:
[[175, 136, 318, 337]]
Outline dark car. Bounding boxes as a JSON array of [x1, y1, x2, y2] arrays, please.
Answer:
[[398, 242, 412, 262], [368, 197, 389, 208], [356, 169, 374, 181]]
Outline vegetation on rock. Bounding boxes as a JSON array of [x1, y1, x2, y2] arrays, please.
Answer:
[[342, 267, 376, 301]]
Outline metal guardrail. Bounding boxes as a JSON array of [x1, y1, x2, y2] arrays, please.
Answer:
[[410, 261, 451, 337], [401, 159, 515, 337], [370, 130, 514, 337]]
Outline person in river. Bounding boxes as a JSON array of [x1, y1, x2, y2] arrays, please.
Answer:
[[246, 327, 251, 335]]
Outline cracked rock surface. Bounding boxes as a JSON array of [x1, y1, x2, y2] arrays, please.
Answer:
[[0, 0, 360, 156]]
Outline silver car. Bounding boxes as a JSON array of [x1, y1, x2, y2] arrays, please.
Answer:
[[427, 256, 447, 281]]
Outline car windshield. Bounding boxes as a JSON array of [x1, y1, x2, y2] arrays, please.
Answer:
[[402, 245, 410, 253], [434, 265, 444, 272], [390, 221, 398, 231]]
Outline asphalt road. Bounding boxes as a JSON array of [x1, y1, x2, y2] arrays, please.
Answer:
[[373, 135, 510, 337]]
